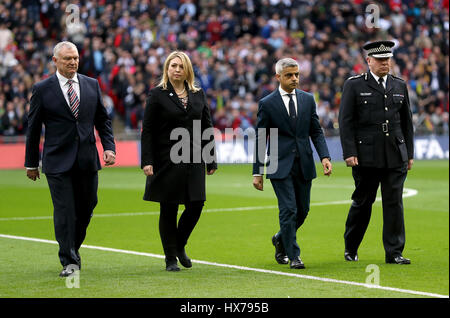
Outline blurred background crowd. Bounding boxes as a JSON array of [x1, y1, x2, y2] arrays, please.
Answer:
[[0, 0, 448, 140]]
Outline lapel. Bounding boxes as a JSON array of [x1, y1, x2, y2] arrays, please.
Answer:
[[273, 89, 290, 122], [77, 74, 86, 118], [166, 81, 187, 112], [49, 74, 75, 118], [385, 74, 394, 94], [273, 89, 295, 134], [295, 89, 305, 128], [367, 72, 385, 95]]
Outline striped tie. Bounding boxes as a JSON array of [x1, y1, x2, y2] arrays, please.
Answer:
[[67, 79, 80, 118]]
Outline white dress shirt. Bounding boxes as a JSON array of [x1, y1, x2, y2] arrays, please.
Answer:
[[370, 71, 387, 89], [56, 70, 80, 107], [279, 86, 298, 116]]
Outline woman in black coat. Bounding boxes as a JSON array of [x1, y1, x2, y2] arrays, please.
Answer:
[[141, 51, 217, 271]]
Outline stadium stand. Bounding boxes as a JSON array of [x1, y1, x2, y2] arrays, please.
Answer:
[[0, 0, 448, 141]]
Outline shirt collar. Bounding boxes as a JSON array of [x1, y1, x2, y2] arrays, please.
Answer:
[[279, 86, 296, 97], [370, 71, 387, 84], [56, 70, 78, 85]]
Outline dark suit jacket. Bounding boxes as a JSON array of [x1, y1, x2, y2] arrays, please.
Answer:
[[252, 88, 330, 180], [25, 73, 115, 174], [141, 82, 217, 203], [338, 72, 414, 168]]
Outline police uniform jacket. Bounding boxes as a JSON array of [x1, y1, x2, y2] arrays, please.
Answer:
[[339, 72, 414, 168]]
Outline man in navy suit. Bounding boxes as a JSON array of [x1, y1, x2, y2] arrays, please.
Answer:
[[253, 58, 332, 269], [25, 41, 116, 277]]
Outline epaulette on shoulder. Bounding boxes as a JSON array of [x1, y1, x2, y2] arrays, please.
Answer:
[[390, 74, 405, 81], [348, 73, 366, 80]]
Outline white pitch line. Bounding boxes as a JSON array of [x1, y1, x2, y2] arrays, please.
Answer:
[[0, 233, 447, 299], [0, 188, 419, 222]]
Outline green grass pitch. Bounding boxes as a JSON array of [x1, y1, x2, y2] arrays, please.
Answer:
[[0, 160, 448, 298]]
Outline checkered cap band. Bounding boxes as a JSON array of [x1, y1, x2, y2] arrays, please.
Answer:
[[366, 44, 392, 56]]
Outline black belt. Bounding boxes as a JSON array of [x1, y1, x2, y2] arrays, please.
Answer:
[[357, 121, 401, 133]]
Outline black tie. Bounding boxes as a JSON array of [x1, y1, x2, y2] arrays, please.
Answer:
[[288, 94, 296, 118], [378, 77, 385, 91], [288, 93, 297, 129]]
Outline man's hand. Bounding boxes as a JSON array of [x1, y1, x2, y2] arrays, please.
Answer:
[[345, 156, 358, 167], [253, 176, 263, 191], [207, 169, 216, 175], [26, 169, 40, 181], [103, 150, 116, 166], [407, 159, 414, 170], [143, 165, 154, 176], [322, 158, 332, 176]]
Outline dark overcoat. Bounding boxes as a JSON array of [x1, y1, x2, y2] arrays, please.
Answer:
[[141, 82, 217, 203]]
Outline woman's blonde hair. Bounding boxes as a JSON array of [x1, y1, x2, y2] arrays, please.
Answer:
[[157, 51, 200, 92]]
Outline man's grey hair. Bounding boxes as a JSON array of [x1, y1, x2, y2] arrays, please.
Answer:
[[53, 41, 78, 58], [275, 58, 299, 75]]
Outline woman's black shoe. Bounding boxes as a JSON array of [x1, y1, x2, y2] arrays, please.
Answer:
[[177, 248, 192, 268]]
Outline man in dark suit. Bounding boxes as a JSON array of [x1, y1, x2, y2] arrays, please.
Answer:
[[339, 40, 414, 265], [25, 41, 116, 277], [253, 58, 332, 269]]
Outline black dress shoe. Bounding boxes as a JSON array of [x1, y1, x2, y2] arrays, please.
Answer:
[[165, 257, 180, 271], [386, 255, 411, 264], [290, 257, 305, 269], [177, 247, 192, 268], [344, 250, 358, 261], [59, 264, 80, 277], [272, 235, 288, 264]]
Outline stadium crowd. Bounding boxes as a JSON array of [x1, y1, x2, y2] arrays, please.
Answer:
[[0, 0, 448, 139]]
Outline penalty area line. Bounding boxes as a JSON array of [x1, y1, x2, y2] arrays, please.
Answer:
[[0, 233, 446, 299]]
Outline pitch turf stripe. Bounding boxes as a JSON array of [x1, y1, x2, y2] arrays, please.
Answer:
[[0, 233, 447, 299], [0, 188, 419, 222]]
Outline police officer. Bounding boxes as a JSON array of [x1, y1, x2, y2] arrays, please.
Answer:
[[339, 40, 414, 264]]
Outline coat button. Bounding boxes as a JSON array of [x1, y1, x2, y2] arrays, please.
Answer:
[[385, 133, 389, 136], [384, 95, 387, 98], [364, 101, 367, 104], [386, 120, 389, 123], [385, 107, 388, 111]]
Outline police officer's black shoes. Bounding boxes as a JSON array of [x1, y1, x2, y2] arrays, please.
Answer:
[[59, 264, 80, 277], [344, 250, 358, 261], [272, 235, 289, 264], [177, 247, 192, 268], [386, 255, 411, 264], [165, 257, 180, 271], [290, 257, 305, 269]]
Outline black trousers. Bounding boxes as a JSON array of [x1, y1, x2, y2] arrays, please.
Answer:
[[344, 164, 408, 258], [46, 164, 98, 267], [159, 201, 204, 260], [270, 157, 312, 260]]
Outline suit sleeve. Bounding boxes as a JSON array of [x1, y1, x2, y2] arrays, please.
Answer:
[[339, 79, 358, 159], [94, 81, 116, 153], [140, 89, 158, 168], [24, 83, 44, 168], [308, 95, 330, 160], [252, 100, 270, 175], [200, 89, 218, 171], [400, 83, 414, 159]]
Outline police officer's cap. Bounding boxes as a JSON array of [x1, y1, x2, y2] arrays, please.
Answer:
[[363, 40, 395, 58]]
